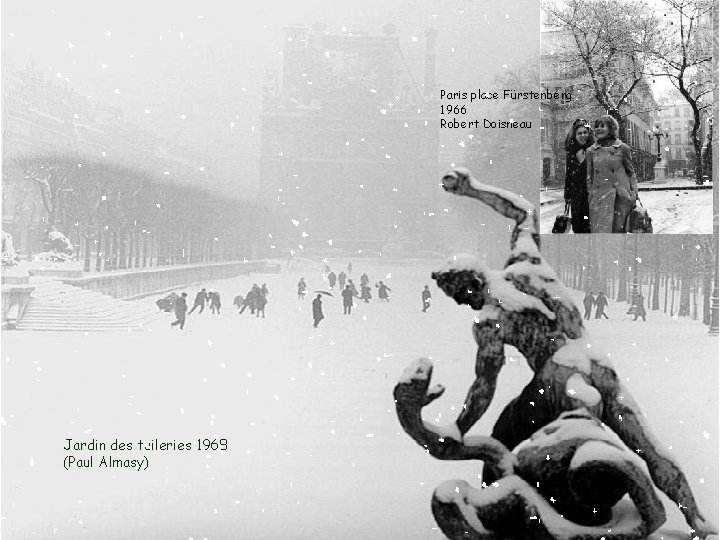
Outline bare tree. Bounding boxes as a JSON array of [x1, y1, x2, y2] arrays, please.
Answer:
[[646, 0, 714, 183], [542, 0, 664, 137]]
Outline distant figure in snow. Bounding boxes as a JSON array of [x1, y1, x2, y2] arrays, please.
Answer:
[[594, 291, 609, 319], [347, 261, 353, 274], [256, 284, 269, 318], [239, 284, 260, 315], [633, 294, 647, 322], [582, 291, 595, 320], [376, 281, 392, 301], [312, 294, 324, 327], [341, 285, 355, 315], [360, 284, 372, 303], [347, 278, 359, 297], [208, 291, 221, 314], [421, 285, 432, 312], [297, 277, 307, 299], [188, 288, 208, 314], [360, 272, 369, 288], [338, 271, 347, 291], [171, 292, 188, 329], [233, 294, 244, 312], [328, 271, 337, 289]]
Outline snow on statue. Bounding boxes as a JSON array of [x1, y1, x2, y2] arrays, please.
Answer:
[[393, 167, 717, 540]]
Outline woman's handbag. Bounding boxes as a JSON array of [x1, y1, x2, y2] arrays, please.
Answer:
[[626, 195, 653, 233], [552, 202, 571, 234]]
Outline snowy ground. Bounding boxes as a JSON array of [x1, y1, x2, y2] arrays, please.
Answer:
[[2, 258, 717, 540], [540, 187, 714, 234]]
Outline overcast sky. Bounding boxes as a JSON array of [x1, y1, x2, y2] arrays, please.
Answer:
[[2, 0, 538, 199]]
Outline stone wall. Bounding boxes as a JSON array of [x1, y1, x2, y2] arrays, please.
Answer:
[[60, 260, 281, 299]]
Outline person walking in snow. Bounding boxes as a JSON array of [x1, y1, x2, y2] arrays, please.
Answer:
[[360, 284, 372, 303], [171, 292, 188, 329], [328, 271, 337, 289], [347, 261, 353, 274], [338, 271, 347, 291], [233, 294, 245, 312], [312, 294, 324, 327], [341, 285, 355, 315], [188, 288, 208, 314], [239, 284, 260, 315], [594, 291, 609, 319], [583, 291, 595, 320], [376, 281, 392, 302], [633, 293, 647, 322], [256, 284, 269, 318], [360, 272, 369, 288], [347, 278, 359, 298], [421, 285, 432, 312], [208, 291, 221, 314], [297, 277, 307, 299]]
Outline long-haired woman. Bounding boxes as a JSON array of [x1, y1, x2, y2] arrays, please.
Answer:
[[586, 115, 638, 233], [563, 119, 594, 233]]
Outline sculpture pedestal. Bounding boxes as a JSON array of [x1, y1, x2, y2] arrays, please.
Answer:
[[652, 163, 668, 183]]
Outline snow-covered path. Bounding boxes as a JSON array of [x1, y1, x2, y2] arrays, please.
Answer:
[[540, 188, 713, 234], [2, 260, 717, 539]]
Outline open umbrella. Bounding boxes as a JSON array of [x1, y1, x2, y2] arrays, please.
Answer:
[[313, 290, 334, 297]]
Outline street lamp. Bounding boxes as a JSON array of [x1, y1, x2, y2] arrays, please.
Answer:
[[647, 124, 670, 162]]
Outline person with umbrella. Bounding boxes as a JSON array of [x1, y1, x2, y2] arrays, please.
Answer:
[[312, 294, 324, 328]]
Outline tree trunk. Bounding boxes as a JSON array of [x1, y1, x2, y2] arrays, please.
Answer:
[[703, 272, 712, 324], [652, 270, 660, 311], [617, 236, 628, 302], [670, 276, 676, 316], [678, 276, 691, 317]]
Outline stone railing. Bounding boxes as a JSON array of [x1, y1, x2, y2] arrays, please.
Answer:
[[60, 260, 281, 299]]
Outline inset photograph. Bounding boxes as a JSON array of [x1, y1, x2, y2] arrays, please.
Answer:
[[539, 0, 715, 234]]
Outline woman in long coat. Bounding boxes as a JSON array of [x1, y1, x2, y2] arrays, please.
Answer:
[[586, 115, 638, 233], [564, 119, 594, 233]]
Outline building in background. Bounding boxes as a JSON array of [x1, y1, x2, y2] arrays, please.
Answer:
[[259, 23, 440, 254], [2, 58, 213, 258], [540, 12, 658, 186]]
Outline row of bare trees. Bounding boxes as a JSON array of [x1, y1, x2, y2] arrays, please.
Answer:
[[4, 154, 265, 271], [545, 234, 717, 324], [543, 0, 714, 182]]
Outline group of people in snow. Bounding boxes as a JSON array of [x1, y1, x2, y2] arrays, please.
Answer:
[[563, 115, 639, 234], [582, 290, 647, 321], [188, 288, 222, 315], [234, 283, 269, 318], [582, 291, 609, 320]]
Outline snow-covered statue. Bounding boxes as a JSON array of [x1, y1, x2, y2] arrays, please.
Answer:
[[1, 229, 19, 267], [34, 226, 75, 263], [393, 168, 716, 539]]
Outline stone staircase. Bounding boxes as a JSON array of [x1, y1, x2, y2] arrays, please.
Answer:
[[15, 278, 165, 331]]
